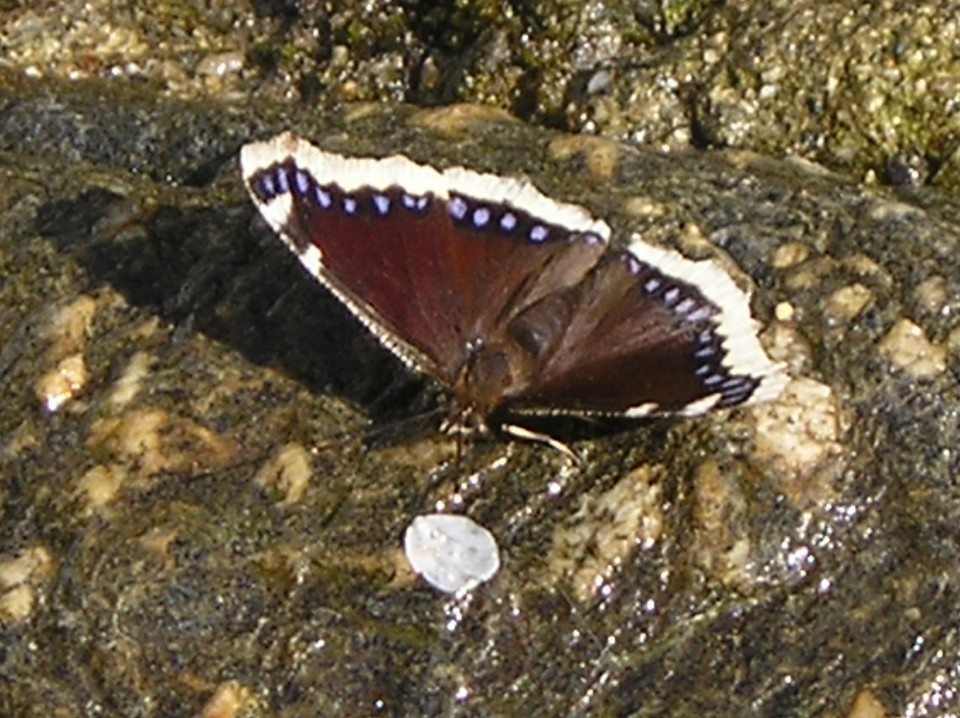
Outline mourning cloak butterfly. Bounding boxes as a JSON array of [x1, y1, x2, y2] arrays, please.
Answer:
[[240, 132, 786, 440]]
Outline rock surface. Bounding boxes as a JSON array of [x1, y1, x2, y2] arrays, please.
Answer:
[[1, 2, 959, 716]]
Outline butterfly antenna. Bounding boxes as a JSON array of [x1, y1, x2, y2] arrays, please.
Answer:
[[500, 422, 582, 465]]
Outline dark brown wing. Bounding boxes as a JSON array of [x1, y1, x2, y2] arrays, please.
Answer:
[[241, 134, 608, 389]]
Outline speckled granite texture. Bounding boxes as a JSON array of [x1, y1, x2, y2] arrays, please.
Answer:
[[1, 2, 959, 716]]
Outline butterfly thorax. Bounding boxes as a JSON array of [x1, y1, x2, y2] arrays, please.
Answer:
[[445, 337, 537, 436]]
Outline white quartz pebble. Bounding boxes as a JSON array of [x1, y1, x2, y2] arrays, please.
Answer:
[[403, 514, 500, 593]]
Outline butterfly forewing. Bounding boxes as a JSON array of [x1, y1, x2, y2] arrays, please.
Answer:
[[242, 135, 610, 391]]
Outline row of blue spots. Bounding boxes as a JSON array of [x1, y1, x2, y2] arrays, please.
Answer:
[[256, 162, 439, 218], [717, 376, 757, 406], [617, 253, 759, 404], [692, 327, 757, 405], [625, 257, 715, 326], [446, 193, 556, 244], [694, 329, 730, 393], [257, 164, 604, 251]]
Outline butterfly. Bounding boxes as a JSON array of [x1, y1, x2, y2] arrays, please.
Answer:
[[240, 132, 785, 448]]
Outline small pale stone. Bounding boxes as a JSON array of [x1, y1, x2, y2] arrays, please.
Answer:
[[33, 295, 98, 411], [547, 134, 620, 179], [196, 51, 245, 78], [774, 301, 795, 321], [404, 514, 500, 593], [771, 242, 810, 269], [75, 464, 126, 511], [621, 196, 668, 219], [548, 465, 663, 603], [823, 283, 874, 323], [43, 295, 96, 358], [763, 322, 813, 375], [841, 253, 887, 280], [202, 681, 256, 718], [0, 584, 34, 623], [912, 275, 949, 315], [847, 689, 887, 718], [878, 319, 947, 379], [35, 352, 88, 411], [88, 409, 233, 476], [783, 257, 835, 291], [0, 547, 53, 590], [866, 198, 925, 222], [0, 547, 53, 624], [108, 350, 153, 408], [752, 377, 844, 504], [254, 443, 312, 505], [89, 410, 167, 473], [691, 459, 749, 585]]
